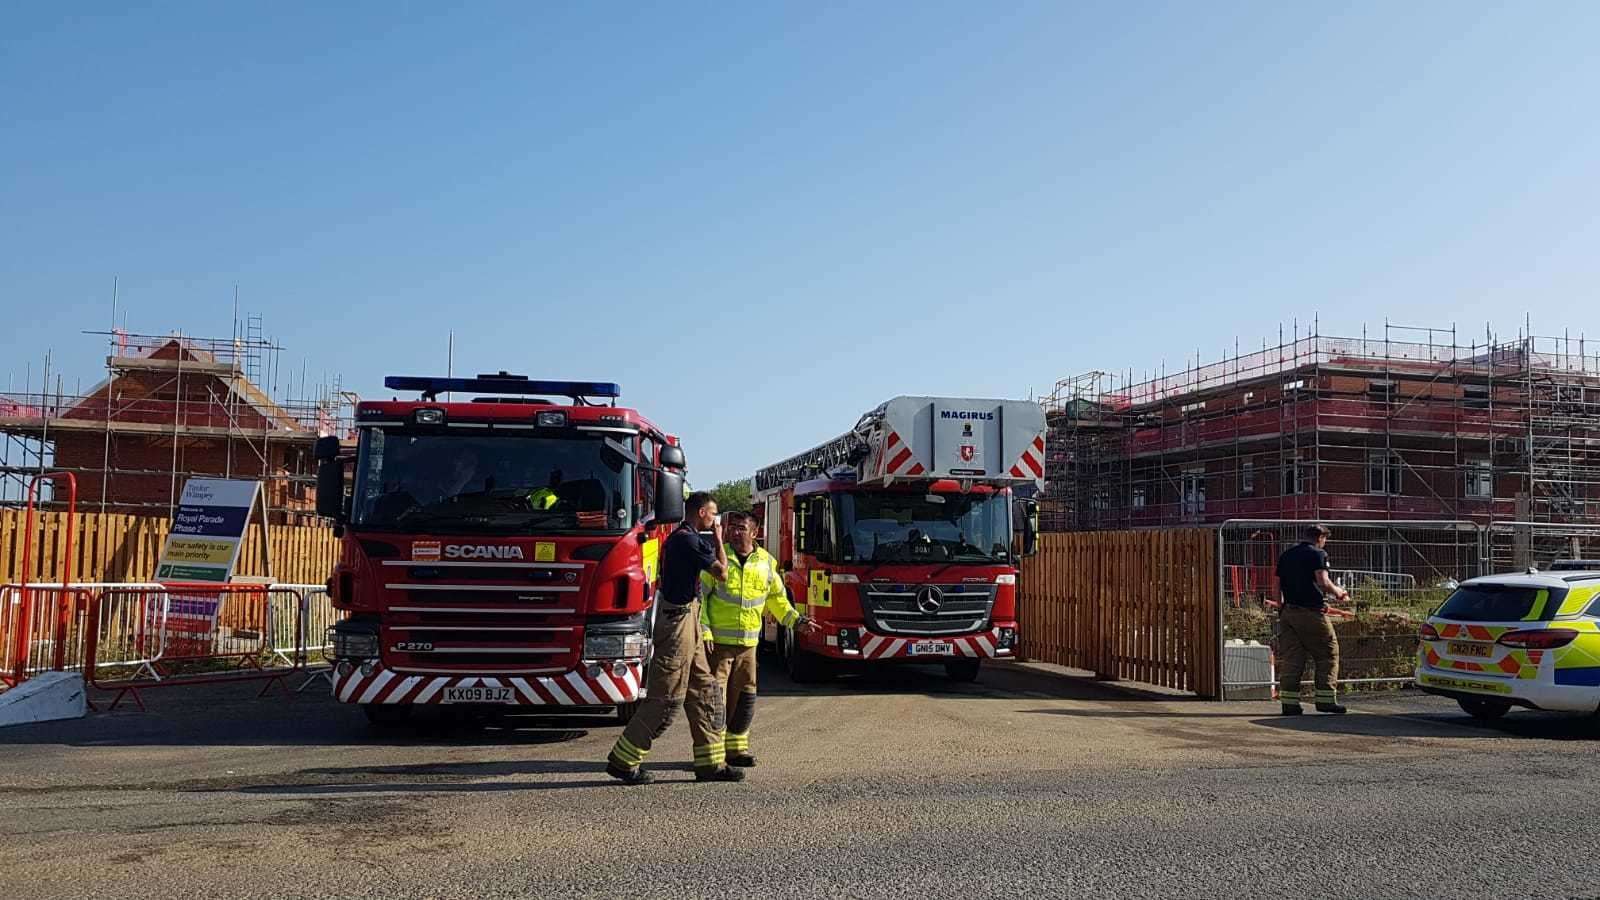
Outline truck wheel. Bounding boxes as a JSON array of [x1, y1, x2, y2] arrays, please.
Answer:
[[614, 701, 640, 726], [944, 659, 982, 683], [1457, 697, 1511, 720], [363, 704, 412, 727], [783, 627, 832, 683]]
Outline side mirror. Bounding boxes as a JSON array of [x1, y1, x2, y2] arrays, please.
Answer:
[[655, 470, 685, 524], [316, 457, 346, 521], [659, 445, 686, 470], [1015, 498, 1040, 558], [314, 436, 347, 521], [313, 435, 341, 462]]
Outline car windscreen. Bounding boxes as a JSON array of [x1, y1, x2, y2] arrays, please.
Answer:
[[1434, 584, 1558, 622], [351, 430, 633, 534]]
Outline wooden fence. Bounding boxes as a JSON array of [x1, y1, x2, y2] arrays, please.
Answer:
[[1019, 529, 1220, 698], [0, 509, 338, 586]]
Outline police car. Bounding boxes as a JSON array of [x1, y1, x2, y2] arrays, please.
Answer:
[[1415, 566, 1600, 719]]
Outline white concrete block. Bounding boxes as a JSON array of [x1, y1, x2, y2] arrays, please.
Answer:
[[0, 672, 88, 728]]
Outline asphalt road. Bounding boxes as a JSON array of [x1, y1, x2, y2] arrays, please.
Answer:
[[2, 658, 1597, 900]]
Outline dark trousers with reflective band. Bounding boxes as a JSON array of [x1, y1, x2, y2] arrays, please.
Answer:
[[708, 644, 758, 755], [1277, 604, 1340, 704], [609, 600, 726, 771]]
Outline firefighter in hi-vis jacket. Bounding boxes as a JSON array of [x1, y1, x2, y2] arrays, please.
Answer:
[[699, 510, 807, 767]]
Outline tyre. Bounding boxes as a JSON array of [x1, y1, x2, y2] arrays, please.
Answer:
[[614, 701, 640, 726], [783, 626, 832, 683], [1457, 696, 1511, 720], [944, 658, 982, 683], [363, 704, 412, 727]]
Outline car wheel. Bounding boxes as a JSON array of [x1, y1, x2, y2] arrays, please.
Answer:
[[944, 659, 982, 682], [1457, 697, 1511, 720], [363, 704, 412, 727]]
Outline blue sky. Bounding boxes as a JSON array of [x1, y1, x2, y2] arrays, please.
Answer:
[[4, 2, 1600, 486]]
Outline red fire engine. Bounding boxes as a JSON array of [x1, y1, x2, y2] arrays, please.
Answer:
[[751, 396, 1044, 683], [314, 374, 686, 725]]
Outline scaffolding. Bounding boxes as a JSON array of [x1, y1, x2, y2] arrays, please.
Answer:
[[1041, 322, 1600, 553], [0, 326, 354, 522]]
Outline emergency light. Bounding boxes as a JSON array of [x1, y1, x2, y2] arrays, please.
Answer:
[[385, 374, 622, 402]]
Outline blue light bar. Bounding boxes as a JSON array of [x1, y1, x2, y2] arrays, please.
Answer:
[[384, 375, 621, 401]]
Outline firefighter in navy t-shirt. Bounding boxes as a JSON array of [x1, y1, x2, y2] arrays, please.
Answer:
[[1275, 524, 1350, 715]]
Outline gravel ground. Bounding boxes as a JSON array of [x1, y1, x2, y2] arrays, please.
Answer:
[[2, 659, 1596, 899]]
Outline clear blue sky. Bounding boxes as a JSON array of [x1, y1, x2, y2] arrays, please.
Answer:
[[4, 2, 1599, 485]]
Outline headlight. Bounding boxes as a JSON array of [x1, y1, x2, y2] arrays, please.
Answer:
[[584, 632, 649, 659], [330, 628, 380, 658], [413, 407, 445, 425], [997, 627, 1017, 649], [536, 411, 568, 428]]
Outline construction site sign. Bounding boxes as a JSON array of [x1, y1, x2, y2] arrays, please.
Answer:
[[155, 478, 263, 582]]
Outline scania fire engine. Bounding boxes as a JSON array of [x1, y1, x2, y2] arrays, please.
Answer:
[[313, 374, 687, 725], [751, 396, 1044, 683]]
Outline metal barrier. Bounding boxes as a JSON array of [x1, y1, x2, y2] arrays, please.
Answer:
[[0, 582, 167, 683], [6, 471, 78, 687], [1218, 519, 1482, 698], [266, 582, 337, 692], [85, 584, 309, 710]]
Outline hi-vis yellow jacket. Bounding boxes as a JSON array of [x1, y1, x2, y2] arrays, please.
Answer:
[[699, 544, 800, 647]]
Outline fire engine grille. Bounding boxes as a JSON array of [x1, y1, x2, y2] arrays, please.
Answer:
[[859, 583, 995, 636], [381, 580, 584, 672]]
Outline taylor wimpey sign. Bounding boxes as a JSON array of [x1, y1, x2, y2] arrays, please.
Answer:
[[155, 478, 262, 582]]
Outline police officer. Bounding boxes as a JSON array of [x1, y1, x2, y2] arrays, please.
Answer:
[[1275, 524, 1349, 715], [698, 510, 807, 767], [605, 492, 744, 784]]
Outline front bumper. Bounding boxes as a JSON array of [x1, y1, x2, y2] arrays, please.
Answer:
[[811, 625, 1017, 661], [332, 660, 644, 707]]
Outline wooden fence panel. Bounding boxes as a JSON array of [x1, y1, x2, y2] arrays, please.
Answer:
[[1019, 528, 1220, 698], [0, 509, 338, 587]]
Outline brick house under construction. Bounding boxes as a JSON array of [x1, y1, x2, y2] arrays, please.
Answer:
[[1043, 327, 1600, 536], [0, 332, 351, 521]]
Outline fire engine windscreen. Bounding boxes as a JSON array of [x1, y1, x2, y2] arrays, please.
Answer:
[[351, 430, 634, 533], [836, 492, 1011, 564]]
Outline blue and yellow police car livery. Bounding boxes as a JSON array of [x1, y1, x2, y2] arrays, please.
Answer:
[[1415, 570, 1600, 719]]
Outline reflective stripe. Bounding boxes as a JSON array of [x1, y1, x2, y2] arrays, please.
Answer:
[[693, 737, 726, 766], [612, 736, 648, 766], [710, 586, 766, 610], [725, 732, 751, 752], [712, 627, 760, 642]]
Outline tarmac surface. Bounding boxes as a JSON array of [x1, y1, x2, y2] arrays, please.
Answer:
[[2, 657, 1597, 899]]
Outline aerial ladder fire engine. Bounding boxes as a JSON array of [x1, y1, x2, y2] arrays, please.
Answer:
[[750, 396, 1044, 683]]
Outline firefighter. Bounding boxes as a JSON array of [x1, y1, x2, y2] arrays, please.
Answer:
[[605, 492, 743, 784], [1275, 523, 1350, 715], [527, 470, 562, 510], [698, 510, 807, 767]]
